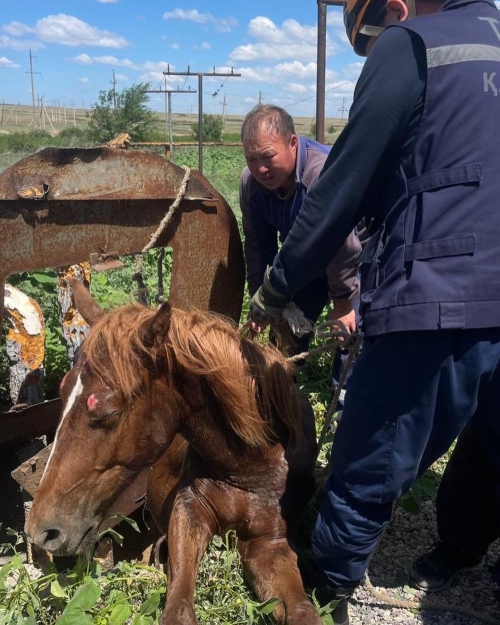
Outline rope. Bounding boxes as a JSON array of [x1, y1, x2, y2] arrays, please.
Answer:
[[239, 302, 361, 459], [363, 573, 500, 624], [133, 165, 191, 303], [239, 306, 499, 623]]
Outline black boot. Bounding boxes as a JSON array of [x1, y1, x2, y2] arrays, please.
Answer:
[[300, 559, 353, 625], [314, 585, 351, 625], [410, 542, 485, 592]]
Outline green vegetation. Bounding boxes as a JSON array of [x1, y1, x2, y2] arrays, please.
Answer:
[[87, 83, 159, 143], [0, 140, 440, 625], [191, 114, 224, 142]]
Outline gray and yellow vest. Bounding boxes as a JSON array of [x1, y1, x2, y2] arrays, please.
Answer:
[[360, 0, 500, 335]]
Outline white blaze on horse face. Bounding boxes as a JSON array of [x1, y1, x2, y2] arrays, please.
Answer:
[[41, 373, 84, 481]]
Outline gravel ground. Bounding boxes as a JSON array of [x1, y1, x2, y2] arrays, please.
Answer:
[[348, 501, 500, 625]]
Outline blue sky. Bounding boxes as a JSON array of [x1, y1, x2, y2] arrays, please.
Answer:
[[0, 1, 365, 118]]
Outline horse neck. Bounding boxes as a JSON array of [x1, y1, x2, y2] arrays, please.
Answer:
[[177, 376, 281, 481]]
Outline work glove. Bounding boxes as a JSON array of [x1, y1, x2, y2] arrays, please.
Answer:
[[250, 267, 288, 326]]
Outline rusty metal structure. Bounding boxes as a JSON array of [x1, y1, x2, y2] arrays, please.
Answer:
[[0, 146, 245, 466]]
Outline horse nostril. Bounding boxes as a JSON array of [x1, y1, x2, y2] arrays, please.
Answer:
[[43, 528, 61, 546]]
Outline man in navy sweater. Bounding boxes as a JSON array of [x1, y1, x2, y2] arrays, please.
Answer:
[[240, 104, 361, 362], [250, 1, 500, 623]]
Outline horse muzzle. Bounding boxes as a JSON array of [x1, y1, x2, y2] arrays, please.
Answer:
[[25, 512, 98, 557]]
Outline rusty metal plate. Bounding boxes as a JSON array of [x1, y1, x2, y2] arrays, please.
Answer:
[[0, 399, 61, 448], [0, 147, 245, 337]]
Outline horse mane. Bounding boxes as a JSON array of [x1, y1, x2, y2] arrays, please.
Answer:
[[80, 304, 304, 447]]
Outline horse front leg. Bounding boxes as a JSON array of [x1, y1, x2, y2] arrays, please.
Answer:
[[238, 536, 322, 625], [160, 492, 216, 625]]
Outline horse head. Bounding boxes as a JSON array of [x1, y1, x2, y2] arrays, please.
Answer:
[[25, 280, 183, 557]]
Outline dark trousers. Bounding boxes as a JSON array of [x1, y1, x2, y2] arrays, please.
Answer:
[[437, 421, 500, 554], [312, 328, 500, 588]]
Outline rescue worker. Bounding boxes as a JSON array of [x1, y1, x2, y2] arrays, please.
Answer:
[[249, 0, 500, 622], [240, 104, 361, 380]]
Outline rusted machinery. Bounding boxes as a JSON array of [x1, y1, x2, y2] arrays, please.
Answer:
[[0, 147, 245, 540]]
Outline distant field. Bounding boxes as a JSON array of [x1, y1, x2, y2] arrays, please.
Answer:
[[0, 102, 345, 142]]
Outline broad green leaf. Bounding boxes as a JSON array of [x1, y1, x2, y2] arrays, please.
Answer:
[[50, 579, 67, 598], [108, 603, 132, 625], [110, 513, 140, 534], [131, 616, 154, 625], [139, 590, 162, 616], [55, 582, 100, 625], [16, 616, 36, 625], [100, 528, 124, 547], [0, 561, 13, 582], [255, 597, 281, 615], [30, 272, 57, 285]]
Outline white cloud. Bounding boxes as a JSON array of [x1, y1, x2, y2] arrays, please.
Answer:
[[36, 14, 128, 48], [237, 60, 319, 84], [229, 17, 339, 63], [94, 55, 139, 69], [140, 71, 173, 84], [163, 9, 238, 33], [71, 53, 140, 70], [199, 41, 211, 50], [342, 61, 364, 81], [2, 21, 35, 36], [114, 72, 128, 82], [142, 60, 174, 73], [79, 77, 90, 83], [0, 34, 44, 51], [288, 83, 310, 94], [95, 0, 119, 3], [0, 56, 21, 68], [73, 53, 93, 65]]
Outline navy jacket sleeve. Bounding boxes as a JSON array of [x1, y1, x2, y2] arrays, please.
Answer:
[[269, 26, 426, 296]]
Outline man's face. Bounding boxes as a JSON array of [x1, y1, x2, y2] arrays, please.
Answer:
[[244, 129, 298, 193]]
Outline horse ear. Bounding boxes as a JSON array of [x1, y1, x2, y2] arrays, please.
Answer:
[[70, 278, 104, 326], [142, 301, 172, 348]]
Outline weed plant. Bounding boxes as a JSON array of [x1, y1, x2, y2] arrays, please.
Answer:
[[0, 143, 442, 624]]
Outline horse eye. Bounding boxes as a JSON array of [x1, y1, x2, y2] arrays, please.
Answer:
[[88, 410, 123, 428]]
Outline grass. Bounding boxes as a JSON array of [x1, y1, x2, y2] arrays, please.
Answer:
[[0, 102, 344, 144], [0, 141, 445, 625]]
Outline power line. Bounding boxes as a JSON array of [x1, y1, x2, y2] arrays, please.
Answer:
[[145, 82, 197, 156], [163, 66, 241, 174], [27, 50, 40, 128], [338, 97, 349, 128], [110, 69, 117, 109]]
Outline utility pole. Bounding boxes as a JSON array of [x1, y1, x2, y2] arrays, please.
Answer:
[[258, 91, 263, 105], [221, 95, 227, 129], [27, 49, 40, 128], [338, 97, 348, 129], [316, 0, 343, 142], [36, 96, 43, 129], [163, 66, 241, 173], [145, 84, 196, 159], [111, 69, 117, 109]]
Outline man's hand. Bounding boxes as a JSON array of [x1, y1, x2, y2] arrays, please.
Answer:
[[249, 268, 288, 333], [329, 300, 356, 334]]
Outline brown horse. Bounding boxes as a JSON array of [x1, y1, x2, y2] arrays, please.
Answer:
[[25, 281, 321, 625]]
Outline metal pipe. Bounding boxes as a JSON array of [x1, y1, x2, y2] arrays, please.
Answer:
[[198, 75, 203, 174]]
